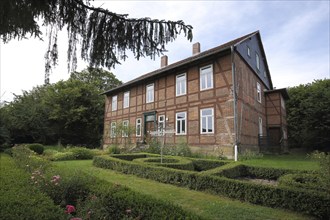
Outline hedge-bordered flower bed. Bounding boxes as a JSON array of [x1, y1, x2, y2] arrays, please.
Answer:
[[93, 155, 330, 218]]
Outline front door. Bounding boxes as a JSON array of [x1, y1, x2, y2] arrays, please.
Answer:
[[143, 111, 157, 143]]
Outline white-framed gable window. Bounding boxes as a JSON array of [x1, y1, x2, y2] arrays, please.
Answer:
[[158, 115, 165, 136], [247, 46, 251, 57], [136, 118, 142, 137], [200, 65, 213, 90], [146, 83, 154, 103], [176, 73, 186, 96], [112, 95, 117, 111], [123, 91, 130, 108], [110, 122, 116, 138], [256, 52, 260, 70], [257, 82, 262, 103], [122, 120, 129, 137], [200, 108, 214, 134], [176, 112, 186, 135]]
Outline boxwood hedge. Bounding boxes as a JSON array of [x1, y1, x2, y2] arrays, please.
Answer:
[[93, 155, 330, 218]]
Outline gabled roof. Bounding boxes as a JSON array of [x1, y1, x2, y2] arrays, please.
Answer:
[[102, 31, 262, 95]]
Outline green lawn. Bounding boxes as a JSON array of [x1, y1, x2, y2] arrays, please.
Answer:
[[241, 154, 319, 170], [55, 159, 314, 220]]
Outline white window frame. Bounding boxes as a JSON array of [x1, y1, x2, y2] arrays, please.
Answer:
[[176, 73, 186, 96], [123, 91, 130, 108], [146, 83, 154, 103], [247, 46, 251, 57], [176, 112, 186, 135], [158, 115, 165, 136], [110, 122, 116, 138], [257, 82, 261, 103], [200, 108, 214, 134], [122, 120, 129, 137], [258, 117, 263, 136], [112, 95, 117, 111], [136, 118, 142, 137], [256, 53, 260, 70], [200, 65, 213, 91]]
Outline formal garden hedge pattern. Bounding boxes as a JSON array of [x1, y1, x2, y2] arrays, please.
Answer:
[[4, 146, 201, 220], [93, 154, 330, 218]]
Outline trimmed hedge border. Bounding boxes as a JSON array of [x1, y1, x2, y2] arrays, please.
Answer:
[[93, 155, 330, 218], [133, 156, 195, 171]]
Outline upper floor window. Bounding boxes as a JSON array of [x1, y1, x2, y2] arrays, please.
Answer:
[[247, 46, 251, 57], [176, 112, 186, 135], [257, 82, 261, 103], [201, 108, 214, 134], [122, 120, 129, 137], [200, 65, 213, 90], [136, 118, 142, 137], [123, 91, 130, 108], [110, 122, 116, 138], [256, 53, 260, 70], [146, 83, 154, 103], [112, 95, 117, 111], [176, 73, 186, 96]]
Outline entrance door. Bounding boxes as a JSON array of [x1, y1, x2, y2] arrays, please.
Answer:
[[143, 112, 156, 143], [268, 127, 281, 146]]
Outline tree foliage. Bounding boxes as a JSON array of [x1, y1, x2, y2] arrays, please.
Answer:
[[286, 79, 330, 150], [0, 68, 121, 148], [0, 0, 193, 83]]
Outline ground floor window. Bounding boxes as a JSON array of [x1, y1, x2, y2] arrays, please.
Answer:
[[110, 122, 116, 138], [122, 120, 129, 137], [201, 108, 214, 134], [176, 112, 186, 135]]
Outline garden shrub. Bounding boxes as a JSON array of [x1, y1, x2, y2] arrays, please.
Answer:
[[27, 143, 45, 155], [107, 144, 121, 154], [0, 154, 65, 220], [190, 158, 229, 171], [278, 173, 329, 193], [93, 155, 330, 218], [111, 153, 151, 161]]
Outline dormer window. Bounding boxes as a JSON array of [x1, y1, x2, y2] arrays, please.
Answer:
[[256, 53, 260, 71], [247, 46, 251, 57]]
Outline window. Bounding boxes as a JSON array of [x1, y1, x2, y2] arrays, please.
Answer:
[[122, 120, 129, 137], [158, 115, 165, 136], [110, 122, 116, 138], [176, 73, 186, 96], [123, 91, 130, 108], [201, 108, 214, 134], [264, 71, 267, 78], [247, 46, 251, 57], [136, 118, 142, 137], [176, 112, 186, 135], [200, 65, 213, 90], [256, 53, 260, 70], [258, 117, 263, 135], [112, 95, 117, 111], [146, 83, 154, 103], [257, 82, 261, 103]]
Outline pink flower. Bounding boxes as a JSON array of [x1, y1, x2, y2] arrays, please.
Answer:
[[65, 205, 76, 214], [70, 218, 82, 220]]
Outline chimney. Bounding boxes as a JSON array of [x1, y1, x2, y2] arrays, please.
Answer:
[[161, 55, 168, 68], [192, 42, 200, 55]]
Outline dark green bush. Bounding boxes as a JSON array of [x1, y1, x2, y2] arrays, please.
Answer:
[[27, 143, 45, 155], [190, 158, 228, 171], [111, 153, 150, 161], [279, 173, 329, 193], [108, 145, 121, 154], [0, 154, 65, 220], [93, 155, 330, 218]]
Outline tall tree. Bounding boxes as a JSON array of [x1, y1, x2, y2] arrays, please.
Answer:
[[0, 0, 193, 83], [286, 79, 330, 150]]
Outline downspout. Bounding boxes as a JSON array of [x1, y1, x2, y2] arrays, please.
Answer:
[[231, 46, 238, 161]]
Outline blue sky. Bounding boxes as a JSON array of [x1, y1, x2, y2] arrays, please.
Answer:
[[1, 0, 329, 102]]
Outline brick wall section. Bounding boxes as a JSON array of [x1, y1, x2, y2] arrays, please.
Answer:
[[234, 53, 266, 152], [103, 54, 235, 157]]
